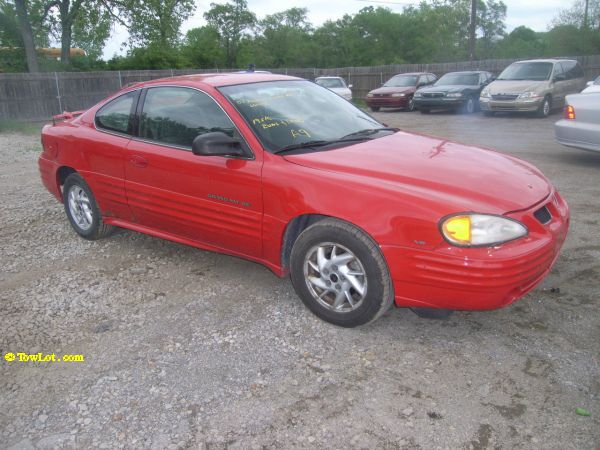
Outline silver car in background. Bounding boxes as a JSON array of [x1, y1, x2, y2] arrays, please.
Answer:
[[315, 76, 353, 101], [555, 93, 600, 153]]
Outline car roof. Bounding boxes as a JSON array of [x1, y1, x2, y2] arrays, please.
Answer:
[[441, 71, 489, 74], [316, 76, 344, 79], [391, 72, 431, 76], [511, 59, 577, 64], [131, 73, 301, 89]]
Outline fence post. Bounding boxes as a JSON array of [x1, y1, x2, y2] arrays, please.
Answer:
[[118, 70, 122, 88], [170, 69, 174, 77], [380, 72, 383, 84], [54, 72, 63, 113]]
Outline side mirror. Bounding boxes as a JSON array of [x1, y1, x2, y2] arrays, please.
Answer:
[[348, 84, 353, 89], [192, 132, 245, 157]]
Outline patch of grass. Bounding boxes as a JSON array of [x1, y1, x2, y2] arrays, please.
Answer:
[[0, 120, 44, 135], [352, 98, 367, 109]]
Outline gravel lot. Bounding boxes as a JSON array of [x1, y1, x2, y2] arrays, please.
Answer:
[[1, 110, 599, 449]]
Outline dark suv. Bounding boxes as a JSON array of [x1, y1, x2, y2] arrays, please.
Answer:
[[365, 72, 437, 112]]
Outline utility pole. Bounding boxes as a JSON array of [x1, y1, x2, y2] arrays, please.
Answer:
[[469, 0, 477, 65]]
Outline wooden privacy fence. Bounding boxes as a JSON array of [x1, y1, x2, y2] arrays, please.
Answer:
[[1, 55, 600, 122]]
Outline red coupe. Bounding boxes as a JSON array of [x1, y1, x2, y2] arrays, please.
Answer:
[[39, 73, 569, 327]]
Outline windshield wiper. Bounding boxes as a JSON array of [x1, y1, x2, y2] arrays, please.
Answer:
[[340, 127, 398, 140], [274, 140, 332, 154]]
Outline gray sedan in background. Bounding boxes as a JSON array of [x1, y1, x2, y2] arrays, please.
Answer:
[[555, 93, 600, 153]]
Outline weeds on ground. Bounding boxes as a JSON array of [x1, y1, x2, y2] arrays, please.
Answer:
[[0, 120, 43, 135]]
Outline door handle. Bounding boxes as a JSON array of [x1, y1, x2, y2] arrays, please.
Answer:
[[129, 155, 148, 168]]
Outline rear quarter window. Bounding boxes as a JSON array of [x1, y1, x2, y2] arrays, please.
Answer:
[[95, 91, 137, 134]]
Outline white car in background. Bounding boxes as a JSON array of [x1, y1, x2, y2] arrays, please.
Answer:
[[581, 76, 600, 93], [315, 76, 353, 101], [555, 93, 600, 153]]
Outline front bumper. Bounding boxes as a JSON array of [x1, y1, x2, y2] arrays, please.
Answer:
[[365, 96, 409, 108], [382, 191, 569, 310], [414, 97, 465, 109], [479, 97, 542, 112]]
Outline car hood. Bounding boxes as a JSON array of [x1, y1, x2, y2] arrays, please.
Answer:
[[327, 87, 351, 94], [418, 85, 476, 93], [487, 80, 547, 94], [369, 86, 415, 95], [284, 132, 551, 214]]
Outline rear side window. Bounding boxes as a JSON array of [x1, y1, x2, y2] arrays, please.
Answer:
[[95, 91, 137, 134], [560, 61, 584, 80], [140, 87, 236, 149]]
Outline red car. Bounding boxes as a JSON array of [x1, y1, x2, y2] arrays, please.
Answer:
[[39, 73, 569, 327], [365, 72, 437, 112]]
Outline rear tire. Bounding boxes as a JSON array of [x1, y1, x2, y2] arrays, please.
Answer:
[[370, 106, 380, 112], [290, 218, 394, 327], [63, 173, 113, 240]]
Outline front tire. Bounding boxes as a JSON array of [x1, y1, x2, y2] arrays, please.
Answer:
[[290, 219, 394, 327], [536, 96, 551, 118], [370, 106, 380, 112], [63, 173, 113, 240], [461, 96, 476, 114]]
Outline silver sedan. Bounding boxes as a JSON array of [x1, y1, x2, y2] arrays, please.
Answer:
[[555, 93, 600, 153]]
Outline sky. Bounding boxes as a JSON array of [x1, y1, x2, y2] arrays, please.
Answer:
[[102, 0, 571, 59]]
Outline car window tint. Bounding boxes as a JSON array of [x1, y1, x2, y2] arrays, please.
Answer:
[[95, 91, 136, 134], [561, 61, 584, 80], [554, 62, 564, 78], [140, 87, 236, 149]]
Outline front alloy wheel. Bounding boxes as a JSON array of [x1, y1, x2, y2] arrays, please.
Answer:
[[290, 218, 394, 327], [303, 243, 367, 313]]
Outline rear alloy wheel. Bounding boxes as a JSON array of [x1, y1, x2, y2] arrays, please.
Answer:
[[63, 173, 113, 240], [536, 96, 551, 118], [461, 96, 476, 114], [290, 219, 394, 327], [407, 97, 416, 112], [370, 106, 380, 112]]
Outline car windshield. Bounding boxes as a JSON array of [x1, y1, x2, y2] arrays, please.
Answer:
[[220, 80, 390, 153], [497, 62, 553, 81], [384, 75, 417, 87], [435, 73, 479, 86], [316, 78, 345, 88]]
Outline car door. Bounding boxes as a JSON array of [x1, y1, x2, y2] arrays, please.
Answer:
[[124, 86, 263, 258], [83, 89, 139, 221], [552, 63, 568, 108]]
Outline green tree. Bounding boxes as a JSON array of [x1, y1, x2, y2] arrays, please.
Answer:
[[181, 26, 225, 68], [204, 0, 256, 67]]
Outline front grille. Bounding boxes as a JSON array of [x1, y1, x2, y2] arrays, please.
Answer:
[[492, 94, 519, 101], [534, 205, 552, 224], [423, 92, 445, 98]]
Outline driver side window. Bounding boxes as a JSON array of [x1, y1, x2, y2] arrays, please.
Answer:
[[140, 87, 236, 149]]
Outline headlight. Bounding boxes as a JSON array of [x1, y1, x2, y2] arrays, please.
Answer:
[[446, 92, 463, 98], [440, 214, 527, 247], [518, 91, 540, 99], [480, 89, 490, 98], [391, 93, 406, 97], [414, 92, 422, 98], [367, 93, 374, 98]]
